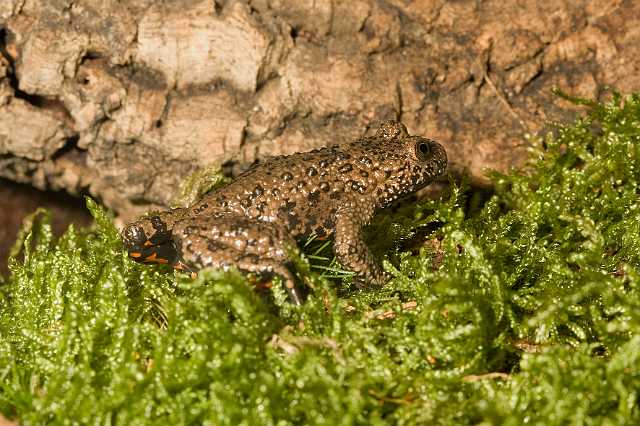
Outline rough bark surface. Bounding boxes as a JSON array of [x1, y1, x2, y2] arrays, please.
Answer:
[[0, 0, 638, 220]]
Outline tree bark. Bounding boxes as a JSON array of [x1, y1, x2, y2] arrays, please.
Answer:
[[1, 0, 638, 220]]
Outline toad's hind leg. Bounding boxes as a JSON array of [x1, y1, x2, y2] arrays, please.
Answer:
[[172, 216, 303, 305]]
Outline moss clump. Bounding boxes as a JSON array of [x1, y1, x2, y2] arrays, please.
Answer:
[[1, 94, 640, 424], [171, 163, 231, 208]]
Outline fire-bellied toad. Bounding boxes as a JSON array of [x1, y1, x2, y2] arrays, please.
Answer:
[[122, 120, 447, 304]]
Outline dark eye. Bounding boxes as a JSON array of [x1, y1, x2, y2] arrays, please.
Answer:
[[416, 141, 430, 159]]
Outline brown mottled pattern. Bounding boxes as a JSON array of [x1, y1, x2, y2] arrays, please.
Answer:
[[122, 120, 447, 304]]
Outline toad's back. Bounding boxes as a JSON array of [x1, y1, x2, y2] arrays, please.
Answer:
[[190, 134, 444, 238]]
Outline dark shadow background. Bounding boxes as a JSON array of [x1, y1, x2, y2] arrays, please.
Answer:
[[0, 179, 92, 276]]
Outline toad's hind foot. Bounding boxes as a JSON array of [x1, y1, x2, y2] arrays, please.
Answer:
[[269, 261, 303, 305]]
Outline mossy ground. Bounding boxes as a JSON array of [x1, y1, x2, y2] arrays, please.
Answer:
[[1, 94, 640, 425]]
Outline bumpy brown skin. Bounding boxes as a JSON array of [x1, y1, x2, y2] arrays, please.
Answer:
[[122, 121, 447, 304]]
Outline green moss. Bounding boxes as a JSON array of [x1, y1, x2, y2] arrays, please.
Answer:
[[171, 163, 230, 208], [2, 93, 640, 424]]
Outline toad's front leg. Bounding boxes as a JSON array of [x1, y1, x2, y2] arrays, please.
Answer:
[[333, 209, 387, 287]]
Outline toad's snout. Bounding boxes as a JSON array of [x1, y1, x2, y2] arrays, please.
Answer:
[[431, 141, 448, 177]]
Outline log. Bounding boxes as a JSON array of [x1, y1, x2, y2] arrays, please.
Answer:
[[1, 0, 638, 220]]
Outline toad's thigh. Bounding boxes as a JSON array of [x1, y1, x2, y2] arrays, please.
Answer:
[[172, 216, 303, 304], [172, 216, 295, 266]]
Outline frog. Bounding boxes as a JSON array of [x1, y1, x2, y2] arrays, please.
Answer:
[[122, 120, 447, 305]]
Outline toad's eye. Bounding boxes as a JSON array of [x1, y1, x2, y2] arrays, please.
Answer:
[[415, 141, 431, 160]]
